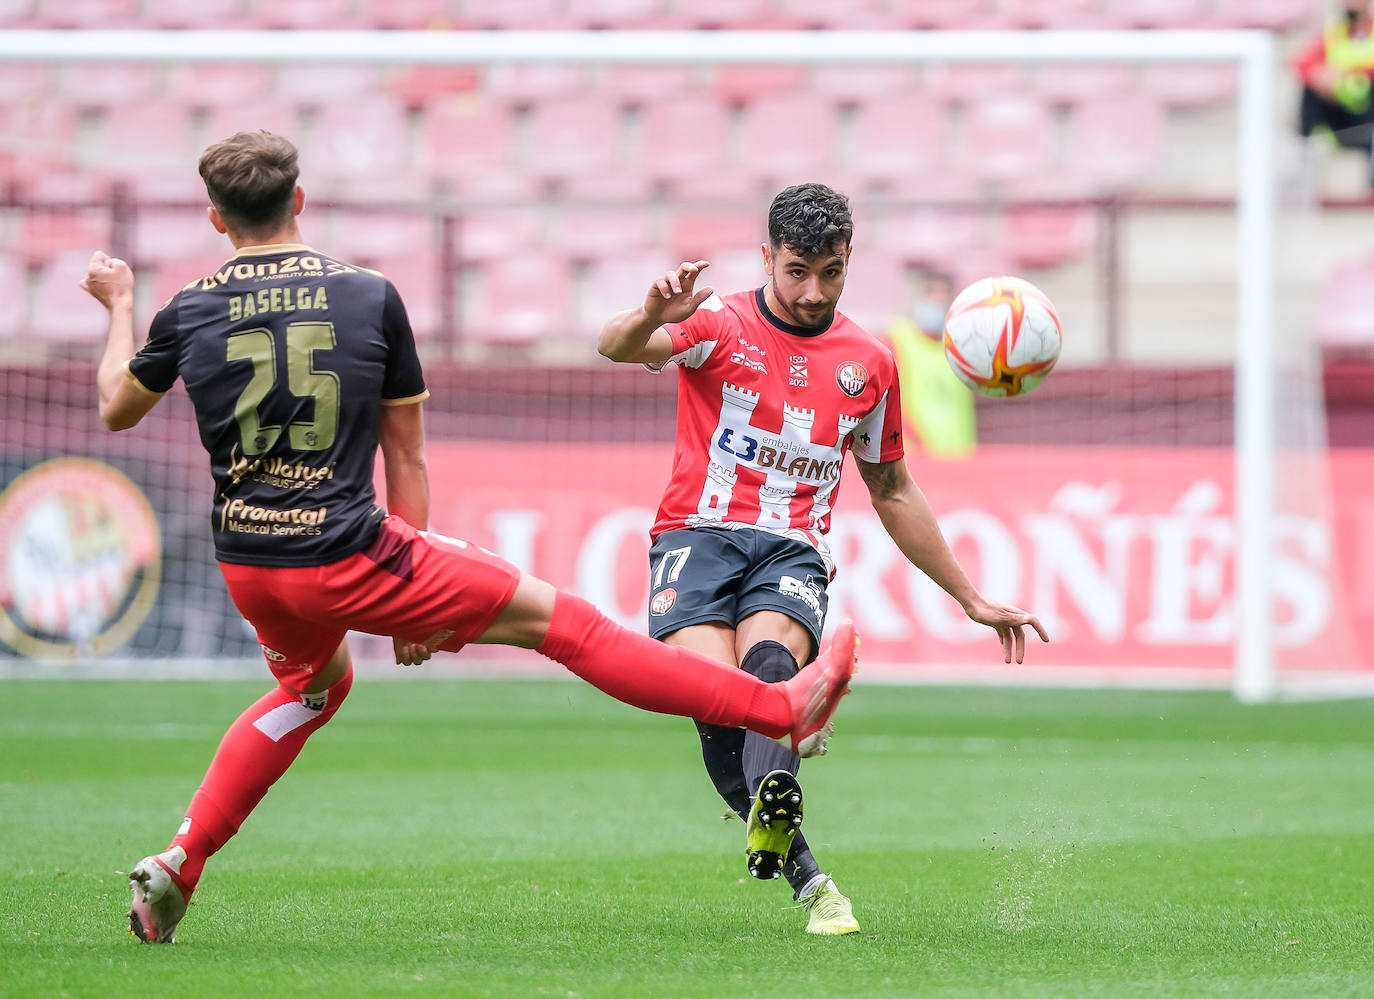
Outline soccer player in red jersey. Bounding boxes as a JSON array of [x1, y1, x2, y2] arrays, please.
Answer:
[[598, 183, 1049, 935], [82, 133, 858, 944]]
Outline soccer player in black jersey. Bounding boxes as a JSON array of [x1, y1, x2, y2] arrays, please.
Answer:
[[83, 130, 858, 944]]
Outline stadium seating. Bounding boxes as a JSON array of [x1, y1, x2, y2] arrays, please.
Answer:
[[0, 0, 1330, 349], [0, 252, 24, 339], [459, 255, 572, 345], [140, 0, 249, 28], [31, 0, 139, 28], [173, 64, 274, 106], [30, 249, 108, 339]]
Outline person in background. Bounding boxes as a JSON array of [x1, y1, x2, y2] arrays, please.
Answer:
[[883, 269, 977, 460], [1295, 0, 1374, 188]]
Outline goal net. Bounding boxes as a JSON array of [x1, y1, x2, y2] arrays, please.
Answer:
[[1, 22, 1366, 699]]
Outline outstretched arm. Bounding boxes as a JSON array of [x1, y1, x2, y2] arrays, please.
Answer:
[[84, 251, 163, 431], [855, 455, 1049, 663], [597, 259, 712, 364]]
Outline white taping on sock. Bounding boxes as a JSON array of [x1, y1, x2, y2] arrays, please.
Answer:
[[252, 699, 322, 742]]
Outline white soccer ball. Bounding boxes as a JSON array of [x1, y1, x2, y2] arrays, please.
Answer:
[[942, 276, 1062, 398]]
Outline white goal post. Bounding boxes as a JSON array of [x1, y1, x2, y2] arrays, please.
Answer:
[[0, 28, 1280, 701]]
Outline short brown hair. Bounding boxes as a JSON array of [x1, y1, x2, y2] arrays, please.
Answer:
[[198, 130, 300, 235]]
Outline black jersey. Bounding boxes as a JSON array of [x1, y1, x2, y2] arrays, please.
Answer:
[[127, 243, 428, 567]]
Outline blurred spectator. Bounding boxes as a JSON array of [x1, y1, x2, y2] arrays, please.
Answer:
[[1295, 0, 1374, 188], [882, 270, 977, 460]]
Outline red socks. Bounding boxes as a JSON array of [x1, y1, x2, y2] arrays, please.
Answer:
[[536, 593, 791, 737], [167, 669, 353, 894]]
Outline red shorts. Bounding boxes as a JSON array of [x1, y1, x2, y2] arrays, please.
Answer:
[[220, 516, 522, 691]]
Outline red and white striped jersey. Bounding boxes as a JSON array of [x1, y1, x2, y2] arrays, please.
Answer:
[[650, 287, 904, 561]]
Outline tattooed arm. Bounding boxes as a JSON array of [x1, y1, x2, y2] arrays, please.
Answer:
[[854, 456, 1049, 663]]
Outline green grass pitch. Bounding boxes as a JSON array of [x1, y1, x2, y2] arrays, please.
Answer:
[[2, 677, 1372, 998]]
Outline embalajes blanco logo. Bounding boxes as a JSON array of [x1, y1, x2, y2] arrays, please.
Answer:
[[835, 361, 868, 398], [0, 458, 161, 658]]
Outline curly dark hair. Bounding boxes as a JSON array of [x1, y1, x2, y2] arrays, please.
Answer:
[[767, 183, 853, 257]]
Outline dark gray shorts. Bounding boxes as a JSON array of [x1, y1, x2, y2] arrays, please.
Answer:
[[646, 526, 829, 657]]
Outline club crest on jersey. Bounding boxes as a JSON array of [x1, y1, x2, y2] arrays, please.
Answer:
[[650, 588, 677, 616], [835, 361, 868, 397]]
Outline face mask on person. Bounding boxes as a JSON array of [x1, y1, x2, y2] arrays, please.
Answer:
[[913, 302, 948, 335]]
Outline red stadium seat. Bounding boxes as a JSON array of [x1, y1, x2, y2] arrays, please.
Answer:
[[15, 169, 115, 204], [674, 0, 784, 27], [1210, 0, 1313, 30], [847, 94, 950, 186], [1066, 95, 1165, 192], [421, 98, 516, 186], [565, 0, 671, 28], [274, 65, 383, 106], [389, 65, 482, 106], [1001, 0, 1108, 28], [523, 97, 629, 183], [640, 96, 733, 184], [574, 254, 662, 336], [1314, 257, 1374, 353], [93, 103, 200, 178], [998, 205, 1098, 270], [30, 249, 109, 339], [172, 64, 274, 107], [838, 253, 908, 332], [357, 0, 454, 29], [602, 66, 709, 102], [309, 100, 417, 179], [201, 103, 301, 145], [452, 209, 543, 263], [33, 0, 139, 27], [18, 209, 113, 267], [0, 64, 53, 101], [59, 63, 165, 106], [921, 63, 1029, 105], [738, 94, 841, 185], [873, 208, 980, 269], [666, 212, 764, 261], [132, 209, 227, 265], [1141, 64, 1238, 108], [461, 0, 571, 29], [1105, 0, 1210, 27], [0, 0, 39, 27], [322, 210, 435, 262], [956, 95, 1057, 186], [460, 257, 571, 345], [484, 64, 594, 103], [1033, 63, 1137, 105], [544, 207, 654, 257], [0, 253, 24, 338], [891, 0, 1002, 28], [0, 104, 77, 178], [714, 65, 809, 104], [809, 65, 919, 101], [369, 253, 446, 341], [145, 254, 231, 315], [254, 0, 361, 29], [138, 0, 247, 27], [780, 0, 889, 28]]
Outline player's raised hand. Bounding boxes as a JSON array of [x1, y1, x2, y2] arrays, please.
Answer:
[[80, 250, 135, 310], [964, 599, 1049, 664], [642, 260, 713, 327]]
